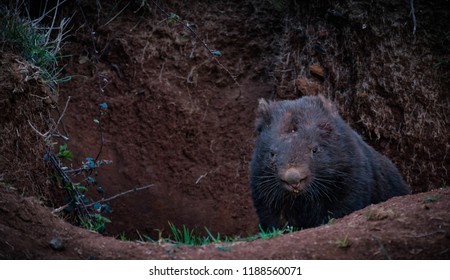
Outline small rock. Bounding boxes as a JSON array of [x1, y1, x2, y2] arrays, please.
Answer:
[[309, 64, 325, 79], [49, 238, 64, 251]]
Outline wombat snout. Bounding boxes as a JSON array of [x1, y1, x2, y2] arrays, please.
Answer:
[[279, 166, 311, 193]]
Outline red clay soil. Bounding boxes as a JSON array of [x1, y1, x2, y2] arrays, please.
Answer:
[[56, 0, 283, 240], [0, 186, 449, 259], [0, 0, 449, 259]]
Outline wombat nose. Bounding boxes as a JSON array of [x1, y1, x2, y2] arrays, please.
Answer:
[[282, 167, 308, 185]]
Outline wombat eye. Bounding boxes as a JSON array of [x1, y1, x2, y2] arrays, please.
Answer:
[[311, 145, 319, 153], [270, 151, 276, 158]]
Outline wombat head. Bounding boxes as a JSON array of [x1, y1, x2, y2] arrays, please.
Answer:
[[251, 95, 346, 200]]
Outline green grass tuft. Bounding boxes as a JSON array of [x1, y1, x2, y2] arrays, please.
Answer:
[[160, 222, 296, 247], [0, 4, 72, 89], [336, 234, 350, 249]]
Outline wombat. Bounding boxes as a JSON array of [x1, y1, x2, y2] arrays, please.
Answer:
[[249, 95, 411, 230]]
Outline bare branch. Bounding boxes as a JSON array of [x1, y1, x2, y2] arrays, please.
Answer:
[[102, 1, 130, 27], [56, 96, 71, 128], [27, 120, 48, 138], [51, 203, 69, 214], [85, 185, 154, 207]]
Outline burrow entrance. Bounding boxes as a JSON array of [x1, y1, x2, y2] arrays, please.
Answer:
[[58, 1, 285, 240], [54, 0, 448, 240]]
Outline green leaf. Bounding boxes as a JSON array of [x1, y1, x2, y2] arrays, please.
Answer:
[[76, 184, 87, 192], [94, 214, 111, 224], [57, 143, 73, 161], [168, 12, 180, 23]]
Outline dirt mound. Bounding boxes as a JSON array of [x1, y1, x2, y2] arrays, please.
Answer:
[[1, 0, 449, 259], [0, 52, 55, 201], [1, 186, 449, 259]]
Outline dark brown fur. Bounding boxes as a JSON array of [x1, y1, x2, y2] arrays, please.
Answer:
[[249, 95, 411, 230]]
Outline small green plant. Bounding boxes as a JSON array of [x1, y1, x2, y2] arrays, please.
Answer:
[[118, 232, 127, 241], [168, 223, 212, 246], [204, 227, 237, 243], [57, 143, 73, 161], [257, 224, 295, 240], [167, 12, 180, 24], [204, 227, 222, 243], [81, 214, 111, 233], [47, 144, 116, 234], [49, 141, 153, 234], [365, 207, 375, 220], [327, 218, 336, 225], [336, 234, 350, 249]]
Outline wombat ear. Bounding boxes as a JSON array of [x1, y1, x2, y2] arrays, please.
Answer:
[[317, 122, 334, 136], [318, 94, 339, 117], [255, 98, 271, 133]]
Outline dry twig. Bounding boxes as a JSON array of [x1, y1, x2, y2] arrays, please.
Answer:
[[410, 0, 417, 34]]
